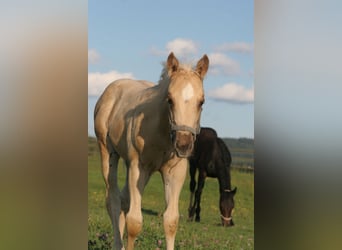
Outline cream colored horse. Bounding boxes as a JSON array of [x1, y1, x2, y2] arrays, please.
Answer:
[[94, 52, 209, 250]]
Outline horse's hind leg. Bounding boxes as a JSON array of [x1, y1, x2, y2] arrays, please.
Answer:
[[98, 137, 123, 250], [119, 161, 130, 242]]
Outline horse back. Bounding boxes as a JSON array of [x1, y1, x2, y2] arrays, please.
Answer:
[[190, 128, 232, 178], [192, 127, 218, 162], [94, 79, 154, 149], [215, 137, 232, 167]]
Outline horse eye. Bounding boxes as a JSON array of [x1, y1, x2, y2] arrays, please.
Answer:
[[167, 98, 173, 106]]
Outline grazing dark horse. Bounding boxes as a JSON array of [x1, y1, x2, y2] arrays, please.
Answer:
[[188, 127, 237, 226]]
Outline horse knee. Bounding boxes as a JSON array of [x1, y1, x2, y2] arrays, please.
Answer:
[[166, 221, 178, 235], [195, 190, 202, 201], [126, 213, 143, 237], [163, 213, 179, 236]]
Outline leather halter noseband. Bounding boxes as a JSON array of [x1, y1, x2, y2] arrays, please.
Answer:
[[168, 105, 201, 135], [220, 214, 233, 221], [170, 123, 200, 135]]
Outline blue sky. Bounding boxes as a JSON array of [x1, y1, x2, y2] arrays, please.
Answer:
[[88, 0, 254, 138]]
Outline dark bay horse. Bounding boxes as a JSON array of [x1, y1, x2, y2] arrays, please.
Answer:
[[94, 53, 209, 250], [188, 127, 237, 226]]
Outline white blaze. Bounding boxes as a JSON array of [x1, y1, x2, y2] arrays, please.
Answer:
[[182, 83, 194, 101]]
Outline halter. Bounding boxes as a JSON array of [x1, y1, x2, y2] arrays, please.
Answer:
[[168, 107, 201, 135], [220, 189, 233, 222], [170, 123, 200, 135], [220, 214, 233, 221], [166, 69, 203, 136]]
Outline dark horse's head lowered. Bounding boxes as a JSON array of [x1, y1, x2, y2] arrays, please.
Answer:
[[220, 187, 237, 227], [166, 52, 209, 158]]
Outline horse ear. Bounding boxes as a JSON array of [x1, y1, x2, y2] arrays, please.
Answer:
[[195, 54, 209, 79], [167, 52, 179, 76]]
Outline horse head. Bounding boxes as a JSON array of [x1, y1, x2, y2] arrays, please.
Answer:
[[166, 52, 209, 158], [220, 187, 237, 227]]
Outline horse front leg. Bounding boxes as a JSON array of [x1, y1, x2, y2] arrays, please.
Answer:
[[188, 160, 197, 221], [195, 173, 206, 222], [126, 159, 149, 250], [161, 159, 188, 250]]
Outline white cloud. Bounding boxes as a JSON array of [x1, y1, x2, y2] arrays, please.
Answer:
[[208, 53, 240, 75], [149, 46, 166, 56], [150, 38, 198, 58], [208, 82, 254, 104], [88, 49, 100, 64], [216, 42, 254, 53], [88, 70, 134, 96], [166, 38, 198, 56]]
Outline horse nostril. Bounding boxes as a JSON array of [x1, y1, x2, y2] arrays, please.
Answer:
[[222, 222, 234, 227], [176, 141, 192, 151], [173, 131, 194, 155], [175, 143, 193, 158]]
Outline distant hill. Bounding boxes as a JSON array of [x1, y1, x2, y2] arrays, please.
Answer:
[[222, 138, 254, 170], [223, 137, 254, 150], [88, 136, 254, 170], [88, 136, 99, 156]]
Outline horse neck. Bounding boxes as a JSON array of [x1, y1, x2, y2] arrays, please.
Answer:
[[150, 78, 171, 133], [218, 166, 232, 193], [215, 138, 232, 193]]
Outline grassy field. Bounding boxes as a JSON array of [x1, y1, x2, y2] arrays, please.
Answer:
[[88, 153, 254, 249]]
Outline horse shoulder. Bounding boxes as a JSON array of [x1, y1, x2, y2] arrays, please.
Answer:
[[131, 124, 173, 171]]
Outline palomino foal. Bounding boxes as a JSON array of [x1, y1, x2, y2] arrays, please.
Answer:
[[94, 52, 209, 250]]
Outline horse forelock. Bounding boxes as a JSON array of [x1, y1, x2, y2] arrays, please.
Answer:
[[158, 62, 200, 87]]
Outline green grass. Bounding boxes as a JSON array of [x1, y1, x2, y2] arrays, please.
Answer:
[[88, 154, 254, 249]]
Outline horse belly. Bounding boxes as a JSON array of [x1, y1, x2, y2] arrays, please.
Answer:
[[206, 161, 218, 178]]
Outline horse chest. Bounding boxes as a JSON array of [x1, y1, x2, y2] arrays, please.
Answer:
[[139, 143, 173, 171]]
